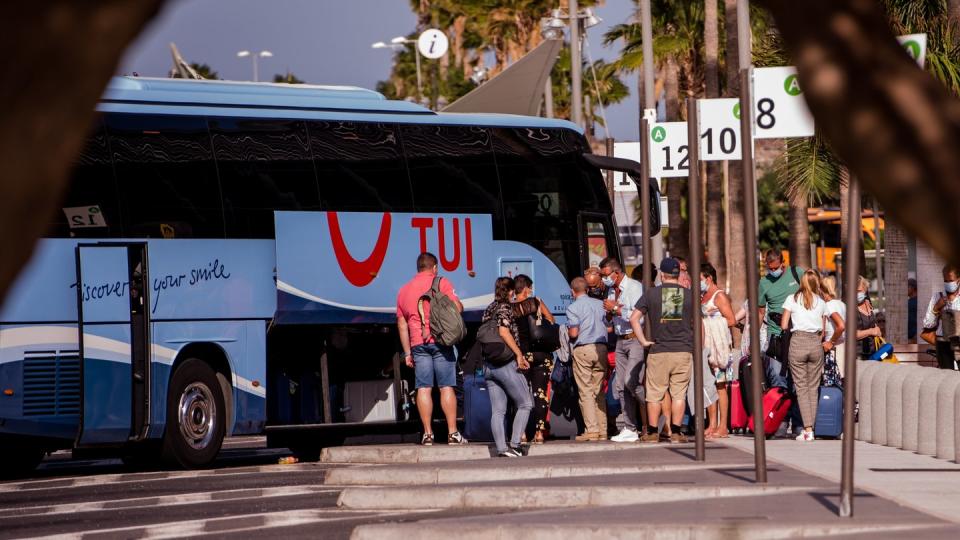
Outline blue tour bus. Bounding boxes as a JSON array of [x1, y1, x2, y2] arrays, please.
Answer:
[[0, 77, 659, 472]]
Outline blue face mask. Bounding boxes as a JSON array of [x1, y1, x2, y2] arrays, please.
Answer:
[[601, 275, 615, 287], [945, 281, 959, 295], [768, 268, 783, 278], [700, 280, 708, 293], [857, 292, 867, 304]]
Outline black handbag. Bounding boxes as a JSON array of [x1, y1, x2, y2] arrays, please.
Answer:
[[476, 318, 515, 367], [527, 301, 561, 353]]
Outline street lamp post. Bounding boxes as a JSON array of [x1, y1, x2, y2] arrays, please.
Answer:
[[372, 38, 423, 102], [544, 6, 602, 129], [236, 50, 273, 82]]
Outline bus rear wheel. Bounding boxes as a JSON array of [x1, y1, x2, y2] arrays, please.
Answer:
[[0, 446, 45, 479], [162, 359, 226, 468]]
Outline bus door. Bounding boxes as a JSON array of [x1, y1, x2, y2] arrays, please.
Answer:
[[579, 212, 617, 270], [74, 243, 151, 446]]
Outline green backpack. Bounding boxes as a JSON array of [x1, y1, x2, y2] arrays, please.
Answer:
[[417, 275, 467, 346]]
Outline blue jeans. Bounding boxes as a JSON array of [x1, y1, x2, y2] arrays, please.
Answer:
[[413, 343, 457, 389], [484, 361, 533, 453]]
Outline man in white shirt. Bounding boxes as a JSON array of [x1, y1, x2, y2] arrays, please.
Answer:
[[922, 264, 960, 343], [599, 257, 647, 442]]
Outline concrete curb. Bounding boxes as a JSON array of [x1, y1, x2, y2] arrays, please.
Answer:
[[324, 461, 745, 486], [321, 441, 662, 464], [337, 484, 812, 511], [349, 521, 941, 540], [901, 367, 924, 451]]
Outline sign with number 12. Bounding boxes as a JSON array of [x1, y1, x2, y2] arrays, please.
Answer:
[[649, 121, 689, 178]]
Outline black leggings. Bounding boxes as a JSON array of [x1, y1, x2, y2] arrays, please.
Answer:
[[524, 352, 553, 434]]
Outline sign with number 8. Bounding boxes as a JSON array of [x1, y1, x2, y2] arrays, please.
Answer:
[[752, 66, 814, 139]]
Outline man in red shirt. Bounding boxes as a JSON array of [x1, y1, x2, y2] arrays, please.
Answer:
[[397, 252, 465, 445]]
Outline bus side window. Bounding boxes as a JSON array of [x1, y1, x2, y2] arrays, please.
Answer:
[[400, 124, 505, 236], [50, 118, 124, 238], [308, 121, 413, 212], [106, 113, 225, 239], [210, 118, 321, 238]]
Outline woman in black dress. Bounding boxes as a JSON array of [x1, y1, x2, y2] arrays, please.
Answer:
[[511, 274, 556, 444]]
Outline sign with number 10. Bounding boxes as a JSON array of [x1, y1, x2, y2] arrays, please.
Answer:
[[697, 98, 741, 160]]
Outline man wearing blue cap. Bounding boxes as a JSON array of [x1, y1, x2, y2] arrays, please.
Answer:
[[630, 257, 695, 443]]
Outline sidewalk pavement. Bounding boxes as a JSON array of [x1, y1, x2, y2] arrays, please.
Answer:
[[326, 440, 959, 539], [720, 435, 960, 524]]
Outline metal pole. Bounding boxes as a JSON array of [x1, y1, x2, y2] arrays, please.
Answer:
[[640, 0, 655, 109], [873, 198, 884, 309], [570, 0, 582, 127], [687, 99, 705, 461], [737, 0, 752, 71], [640, 118, 653, 290], [544, 77, 554, 118], [605, 138, 615, 205], [840, 176, 861, 517], [252, 55, 259, 82], [738, 67, 767, 483], [414, 47, 423, 103]]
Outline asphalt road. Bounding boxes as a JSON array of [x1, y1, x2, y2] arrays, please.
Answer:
[[1, 437, 498, 539]]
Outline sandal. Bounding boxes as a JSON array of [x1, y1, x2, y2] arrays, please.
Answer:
[[532, 430, 545, 445]]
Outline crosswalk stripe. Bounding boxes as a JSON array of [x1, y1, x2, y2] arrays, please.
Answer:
[[29, 508, 434, 539], [0, 485, 339, 518]]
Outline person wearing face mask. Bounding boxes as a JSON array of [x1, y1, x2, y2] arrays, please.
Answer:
[[599, 257, 651, 443], [920, 264, 960, 345], [855, 275, 883, 358], [700, 263, 736, 438], [758, 249, 803, 384], [584, 266, 608, 300], [511, 274, 555, 444]]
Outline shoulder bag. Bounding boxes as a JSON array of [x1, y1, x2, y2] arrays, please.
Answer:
[[527, 299, 561, 353]]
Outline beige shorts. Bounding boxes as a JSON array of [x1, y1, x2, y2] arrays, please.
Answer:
[[645, 352, 692, 403]]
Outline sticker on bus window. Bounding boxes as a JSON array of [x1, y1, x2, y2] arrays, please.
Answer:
[[63, 205, 107, 228]]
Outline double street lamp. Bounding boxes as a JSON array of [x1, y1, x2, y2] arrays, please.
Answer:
[[236, 50, 273, 82], [372, 36, 423, 102], [543, 4, 603, 127]]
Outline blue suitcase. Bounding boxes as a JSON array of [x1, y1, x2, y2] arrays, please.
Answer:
[[814, 386, 843, 438], [463, 372, 495, 442]]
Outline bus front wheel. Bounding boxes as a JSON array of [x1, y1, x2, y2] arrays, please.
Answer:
[[162, 359, 226, 468]]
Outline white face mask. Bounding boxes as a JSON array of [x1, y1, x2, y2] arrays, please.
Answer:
[[700, 280, 708, 293], [601, 275, 615, 287], [945, 281, 959, 295]]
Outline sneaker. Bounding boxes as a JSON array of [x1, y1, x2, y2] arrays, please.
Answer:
[[421, 433, 434, 446], [640, 431, 660, 443], [610, 428, 640, 443], [448, 431, 468, 445], [670, 432, 689, 444], [796, 430, 815, 442], [498, 448, 522, 458]]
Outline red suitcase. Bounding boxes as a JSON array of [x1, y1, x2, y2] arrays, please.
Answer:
[[748, 387, 792, 437], [729, 380, 748, 432]]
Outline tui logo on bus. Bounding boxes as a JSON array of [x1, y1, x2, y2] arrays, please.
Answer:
[[326, 212, 477, 287]]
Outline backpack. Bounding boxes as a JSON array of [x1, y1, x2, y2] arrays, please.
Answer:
[[476, 316, 515, 367], [417, 275, 467, 347]]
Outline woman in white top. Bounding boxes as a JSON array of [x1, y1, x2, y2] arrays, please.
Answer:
[[700, 263, 736, 438], [780, 269, 829, 442], [819, 276, 847, 379]]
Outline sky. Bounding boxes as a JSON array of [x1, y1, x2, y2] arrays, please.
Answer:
[[119, 0, 642, 140]]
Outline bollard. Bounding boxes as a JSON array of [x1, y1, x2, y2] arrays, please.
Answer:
[[869, 364, 895, 446], [885, 365, 918, 449], [917, 369, 945, 456], [856, 361, 880, 441], [954, 384, 960, 463], [935, 372, 960, 460], [902, 368, 926, 451]]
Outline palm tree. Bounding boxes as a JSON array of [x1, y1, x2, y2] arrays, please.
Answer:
[[704, 0, 725, 283], [722, 0, 747, 307]]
